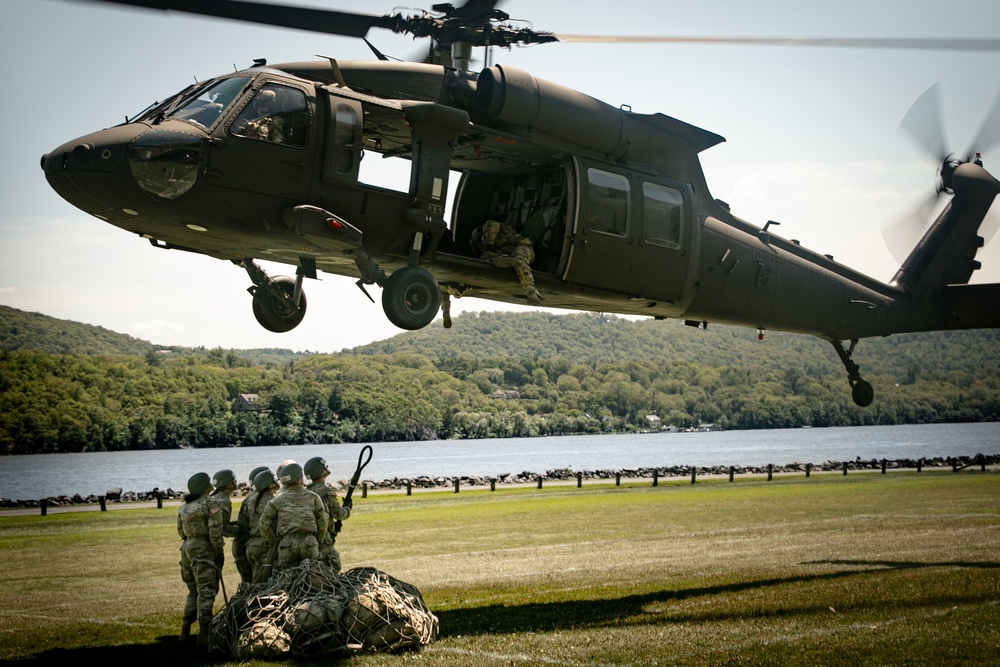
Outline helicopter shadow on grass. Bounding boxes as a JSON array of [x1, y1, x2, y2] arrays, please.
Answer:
[[0, 636, 259, 667], [4, 560, 996, 666], [434, 559, 1000, 638]]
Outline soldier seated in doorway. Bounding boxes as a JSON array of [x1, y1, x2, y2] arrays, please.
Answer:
[[472, 220, 541, 305]]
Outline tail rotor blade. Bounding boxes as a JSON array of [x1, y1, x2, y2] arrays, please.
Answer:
[[882, 191, 944, 264], [899, 83, 948, 163], [965, 88, 1000, 161]]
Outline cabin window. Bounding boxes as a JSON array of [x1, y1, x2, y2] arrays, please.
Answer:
[[642, 183, 684, 249], [165, 76, 250, 130], [586, 169, 630, 237], [331, 103, 358, 174], [230, 83, 309, 148]]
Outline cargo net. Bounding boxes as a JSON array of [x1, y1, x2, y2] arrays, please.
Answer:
[[209, 560, 439, 660]]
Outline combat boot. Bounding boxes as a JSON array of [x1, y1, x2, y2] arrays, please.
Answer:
[[180, 620, 192, 642], [196, 615, 213, 652]]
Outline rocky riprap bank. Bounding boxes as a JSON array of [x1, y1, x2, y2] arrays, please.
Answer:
[[1, 454, 994, 510]]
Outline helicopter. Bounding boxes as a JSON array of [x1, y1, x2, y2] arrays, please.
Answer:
[[39, 0, 1000, 407]]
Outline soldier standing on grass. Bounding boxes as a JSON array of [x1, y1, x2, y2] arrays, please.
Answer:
[[177, 472, 223, 650], [245, 469, 279, 582], [258, 462, 329, 574], [232, 466, 269, 584], [305, 456, 351, 572], [209, 470, 239, 566]]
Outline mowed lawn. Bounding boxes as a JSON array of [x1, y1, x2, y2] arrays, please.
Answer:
[[1, 471, 998, 665]]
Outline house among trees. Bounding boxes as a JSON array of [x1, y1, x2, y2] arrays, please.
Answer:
[[489, 389, 521, 400], [644, 415, 662, 431], [232, 393, 263, 413]]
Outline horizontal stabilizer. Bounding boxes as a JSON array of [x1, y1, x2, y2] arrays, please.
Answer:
[[943, 283, 1000, 328]]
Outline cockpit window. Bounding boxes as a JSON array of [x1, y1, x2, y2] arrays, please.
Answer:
[[230, 83, 309, 148], [165, 76, 251, 129]]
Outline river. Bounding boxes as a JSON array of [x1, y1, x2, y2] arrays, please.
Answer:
[[1, 422, 997, 500]]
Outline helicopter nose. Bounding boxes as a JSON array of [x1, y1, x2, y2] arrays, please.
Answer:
[[42, 124, 150, 217]]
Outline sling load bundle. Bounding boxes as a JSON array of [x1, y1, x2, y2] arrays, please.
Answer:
[[210, 560, 438, 659]]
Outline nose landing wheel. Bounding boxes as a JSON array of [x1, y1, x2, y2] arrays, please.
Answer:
[[242, 260, 307, 333], [251, 275, 307, 333]]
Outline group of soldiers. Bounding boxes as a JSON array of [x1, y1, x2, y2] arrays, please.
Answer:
[[176, 457, 351, 649]]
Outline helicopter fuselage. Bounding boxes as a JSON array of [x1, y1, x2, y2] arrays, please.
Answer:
[[42, 59, 999, 405]]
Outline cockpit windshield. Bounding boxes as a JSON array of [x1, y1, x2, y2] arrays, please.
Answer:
[[161, 76, 252, 130]]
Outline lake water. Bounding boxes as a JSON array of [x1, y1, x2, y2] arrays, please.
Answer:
[[1, 422, 997, 500]]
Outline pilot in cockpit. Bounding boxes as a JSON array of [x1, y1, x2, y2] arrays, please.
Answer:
[[234, 89, 286, 143]]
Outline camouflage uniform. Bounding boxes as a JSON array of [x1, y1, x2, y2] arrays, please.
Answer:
[[258, 484, 329, 573], [307, 480, 351, 572], [244, 116, 285, 143], [232, 488, 254, 583], [177, 493, 224, 633], [245, 486, 276, 582], [209, 489, 237, 545], [481, 220, 540, 304]]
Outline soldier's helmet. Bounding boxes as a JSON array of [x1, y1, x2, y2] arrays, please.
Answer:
[[304, 456, 328, 481], [252, 469, 277, 492], [212, 469, 236, 489], [254, 88, 276, 113], [470, 226, 484, 254], [187, 472, 212, 495], [276, 459, 297, 479], [280, 462, 304, 485], [249, 466, 269, 484]]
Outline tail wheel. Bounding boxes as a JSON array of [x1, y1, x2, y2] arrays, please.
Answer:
[[851, 380, 875, 407], [381, 266, 440, 330], [251, 275, 307, 333]]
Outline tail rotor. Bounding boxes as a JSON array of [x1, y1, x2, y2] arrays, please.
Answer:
[[883, 83, 1000, 263]]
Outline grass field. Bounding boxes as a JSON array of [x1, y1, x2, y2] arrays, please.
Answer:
[[1, 471, 998, 665]]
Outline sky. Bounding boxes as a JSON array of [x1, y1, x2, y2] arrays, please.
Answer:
[[2, 0, 999, 353]]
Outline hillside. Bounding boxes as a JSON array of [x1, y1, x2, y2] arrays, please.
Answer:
[[350, 310, 1000, 381], [0, 305, 311, 365], [0, 304, 158, 357], [1, 307, 998, 454]]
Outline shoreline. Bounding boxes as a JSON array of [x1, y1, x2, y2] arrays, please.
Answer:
[[1, 453, 994, 512]]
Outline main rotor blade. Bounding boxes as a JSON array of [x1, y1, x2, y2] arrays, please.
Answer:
[[552, 34, 1000, 52], [898, 83, 948, 163], [81, 0, 397, 38]]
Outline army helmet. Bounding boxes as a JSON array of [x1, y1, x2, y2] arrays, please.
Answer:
[[248, 465, 269, 484], [304, 456, 328, 481], [187, 472, 212, 495], [276, 458, 297, 479], [212, 468, 236, 489], [280, 462, 304, 485], [252, 469, 277, 492], [470, 225, 484, 254]]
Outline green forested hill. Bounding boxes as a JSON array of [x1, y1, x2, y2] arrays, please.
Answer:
[[352, 310, 1000, 379], [0, 304, 157, 356], [1, 306, 998, 454]]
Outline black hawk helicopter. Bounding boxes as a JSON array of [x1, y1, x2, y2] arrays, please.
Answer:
[[41, 0, 1000, 407]]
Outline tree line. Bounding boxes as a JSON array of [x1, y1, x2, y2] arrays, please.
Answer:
[[1, 307, 998, 454]]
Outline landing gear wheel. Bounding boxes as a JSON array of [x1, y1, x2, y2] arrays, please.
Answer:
[[851, 380, 875, 407], [382, 266, 440, 330], [251, 275, 307, 333], [831, 339, 875, 408]]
